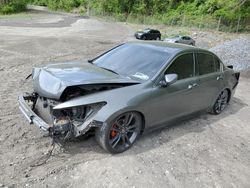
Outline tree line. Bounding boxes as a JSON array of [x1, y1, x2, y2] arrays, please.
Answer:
[[1, 0, 249, 32]]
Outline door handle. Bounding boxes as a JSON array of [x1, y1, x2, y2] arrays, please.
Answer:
[[188, 84, 193, 89], [217, 75, 223, 80], [188, 83, 199, 89]]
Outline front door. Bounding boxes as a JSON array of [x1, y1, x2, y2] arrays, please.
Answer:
[[147, 53, 202, 127]]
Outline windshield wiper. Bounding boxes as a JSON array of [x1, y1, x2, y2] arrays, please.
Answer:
[[100, 67, 119, 75], [87, 59, 93, 64]]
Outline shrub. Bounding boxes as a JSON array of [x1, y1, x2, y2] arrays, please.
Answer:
[[0, 4, 14, 14], [0, 0, 27, 14]]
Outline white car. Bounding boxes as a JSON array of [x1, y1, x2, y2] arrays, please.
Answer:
[[165, 35, 195, 46]]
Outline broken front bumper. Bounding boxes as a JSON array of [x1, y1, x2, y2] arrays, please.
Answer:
[[18, 95, 104, 138], [18, 95, 51, 132]]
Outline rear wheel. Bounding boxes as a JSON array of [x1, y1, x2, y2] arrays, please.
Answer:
[[95, 112, 142, 153], [211, 89, 229, 114]]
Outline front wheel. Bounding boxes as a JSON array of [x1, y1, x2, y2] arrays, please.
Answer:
[[211, 89, 229, 114], [95, 112, 142, 153]]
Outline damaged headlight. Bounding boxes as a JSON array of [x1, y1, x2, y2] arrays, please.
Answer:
[[53, 102, 106, 126], [71, 106, 88, 120], [50, 102, 106, 138]]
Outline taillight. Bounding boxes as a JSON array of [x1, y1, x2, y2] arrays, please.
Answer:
[[232, 72, 240, 89]]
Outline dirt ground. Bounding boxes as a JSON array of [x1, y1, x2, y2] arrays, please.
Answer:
[[0, 11, 250, 188]]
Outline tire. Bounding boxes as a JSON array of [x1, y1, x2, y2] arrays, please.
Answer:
[[211, 89, 229, 115], [142, 36, 146, 40], [95, 112, 142, 154]]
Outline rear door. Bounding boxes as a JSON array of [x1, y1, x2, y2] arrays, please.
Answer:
[[149, 30, 154, 39], [151, 30, 156, 39], [195, 52, 225, 109], [181, 36, 190, 44], [153, 30, 160, 39], [179, 36, 186, 44]]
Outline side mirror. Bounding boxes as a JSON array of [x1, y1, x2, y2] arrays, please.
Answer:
[[160, 74, 178, 87]]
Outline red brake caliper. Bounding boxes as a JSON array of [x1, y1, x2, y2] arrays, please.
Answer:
[[110, 124, 118, 138]]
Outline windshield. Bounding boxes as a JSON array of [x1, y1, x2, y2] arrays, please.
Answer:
[[93, 43, 171, 81]]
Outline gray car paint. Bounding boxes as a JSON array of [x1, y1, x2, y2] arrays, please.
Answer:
[[32, 61, 139, 99], [51, 42, 237, 132], [53, 68, 234, 131], [24, 41, 238, 136]]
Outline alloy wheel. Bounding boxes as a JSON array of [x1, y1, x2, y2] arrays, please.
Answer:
[[108, 112, 141, 151], [214, 90, 228, 114]]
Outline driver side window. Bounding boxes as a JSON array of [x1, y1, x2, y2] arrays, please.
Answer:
[[165, 53, 194, 80]]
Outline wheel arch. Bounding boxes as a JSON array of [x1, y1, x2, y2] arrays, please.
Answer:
[[136, 111, 146, 135], [225, 88, 232, 103], [109, 109, 146, 135], [95, 106, 146, 134]]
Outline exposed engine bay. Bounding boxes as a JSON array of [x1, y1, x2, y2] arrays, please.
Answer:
[[21, 83, 132, 140], [60, 83, 135, 101]]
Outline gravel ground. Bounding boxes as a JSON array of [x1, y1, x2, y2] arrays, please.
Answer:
[[210, 37, 250, 71], [0, 11, 250, 188]]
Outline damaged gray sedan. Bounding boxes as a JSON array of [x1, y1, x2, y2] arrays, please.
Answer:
[[18, 41, 240, 153]]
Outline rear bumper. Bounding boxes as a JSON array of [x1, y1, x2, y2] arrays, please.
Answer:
[[18, 95, 51, 132]]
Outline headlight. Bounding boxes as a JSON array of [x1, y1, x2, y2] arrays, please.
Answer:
[[53, 102, 106, 124], [71, 106, 87, 120]]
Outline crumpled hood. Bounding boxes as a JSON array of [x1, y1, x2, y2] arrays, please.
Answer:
[[32, 61, 138, 100]]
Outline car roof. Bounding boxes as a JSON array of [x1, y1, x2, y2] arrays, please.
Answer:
[[171, 35, 192, 38], [143, 28, 159, 31], [126, 41, 207, 54]]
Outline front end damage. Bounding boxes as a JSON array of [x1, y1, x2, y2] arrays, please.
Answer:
[[19, 62, 140, 140], [18, 92, 105, 140]]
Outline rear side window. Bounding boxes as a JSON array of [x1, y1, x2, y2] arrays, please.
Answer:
[[214, 56, 223, 72], [165, 53, 194, 80], [197, 53, 215, 75], [182, 36, 190, 40]]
